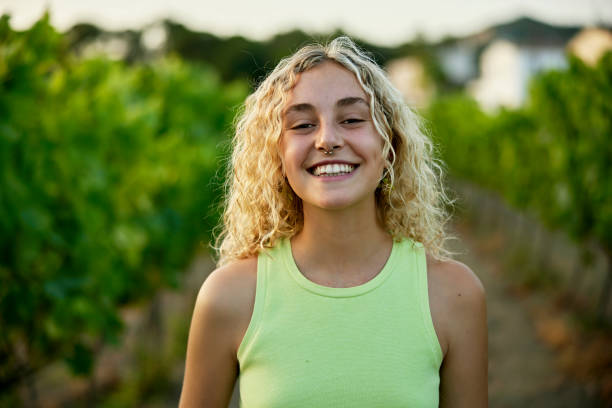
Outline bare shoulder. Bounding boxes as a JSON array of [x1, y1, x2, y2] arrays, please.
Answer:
[[425, 255, 488, 407], [198, 257, 258, 304], [425, 254, 487, 357], [180, 259, 257, 407], [426, 255, 485, 301], [194, 257, 258, 353]]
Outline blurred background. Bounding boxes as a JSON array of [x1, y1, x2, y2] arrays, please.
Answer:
[[1, 1, 611, 407]]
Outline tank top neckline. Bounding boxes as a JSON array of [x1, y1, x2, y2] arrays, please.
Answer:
[[279, 238, 402, 298]]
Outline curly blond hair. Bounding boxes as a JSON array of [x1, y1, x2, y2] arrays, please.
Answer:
[[214, 36, 452, 266]]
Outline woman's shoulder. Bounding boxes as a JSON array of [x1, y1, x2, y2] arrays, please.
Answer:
[[194, 257, 258, 353], [425, 253, 487, 357], [425, 255, 485, 301], [199, 257, 258, 299]]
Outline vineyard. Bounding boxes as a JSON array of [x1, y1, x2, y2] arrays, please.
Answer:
[[1, 13, 611, 406], [427, 54, 612, 321], [0, 14, 247, 402]]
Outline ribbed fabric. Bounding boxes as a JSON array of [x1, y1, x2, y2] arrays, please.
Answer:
[[237, 238, 443, 407]]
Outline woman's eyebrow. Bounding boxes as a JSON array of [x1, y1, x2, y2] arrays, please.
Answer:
[[337, 96, 369, 108], [283, 97, 368, 116], [284, 103, 314, 116]]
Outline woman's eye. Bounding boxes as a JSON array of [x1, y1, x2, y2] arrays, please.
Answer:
[[291, 123, 315, 130], [342, 118, 364, 124]]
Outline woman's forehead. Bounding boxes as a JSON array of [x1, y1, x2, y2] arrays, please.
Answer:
[[284, 61, 368, 109]]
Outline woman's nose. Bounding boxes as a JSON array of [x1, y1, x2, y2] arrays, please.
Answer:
[[315, 121, 343, 153]]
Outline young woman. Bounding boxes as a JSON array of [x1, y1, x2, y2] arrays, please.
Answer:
[[179, 37, 488, 407]]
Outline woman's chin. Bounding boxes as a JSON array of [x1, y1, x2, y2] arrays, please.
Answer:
[[301, 194, 375, 213]]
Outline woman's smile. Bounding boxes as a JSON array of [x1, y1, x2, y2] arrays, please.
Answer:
[[280, 61, 385, 210], [308, 162, 359, 177]]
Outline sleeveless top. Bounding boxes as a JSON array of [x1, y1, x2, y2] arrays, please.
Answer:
[[237, 238, 443, 407]]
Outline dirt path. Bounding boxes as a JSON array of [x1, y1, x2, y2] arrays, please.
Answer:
[[453, 227, 605, 407]]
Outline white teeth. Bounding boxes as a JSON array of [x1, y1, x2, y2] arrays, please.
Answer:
[[312, 163, 355, 176]]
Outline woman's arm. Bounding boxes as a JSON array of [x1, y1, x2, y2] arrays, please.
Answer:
[[179, 259, 257, 408], [436, 260, 488, 408]]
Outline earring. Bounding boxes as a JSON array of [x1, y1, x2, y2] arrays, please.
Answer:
[[380, 170, 392, 192]]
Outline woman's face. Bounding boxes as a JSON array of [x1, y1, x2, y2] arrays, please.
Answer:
[[279, 61, 385, 212]]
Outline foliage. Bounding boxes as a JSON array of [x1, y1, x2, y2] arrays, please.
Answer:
[[0, 14, 247, 388], [528, 55, 612, 251], [427, 52, 612, 256], [63, 19, 449, 89]]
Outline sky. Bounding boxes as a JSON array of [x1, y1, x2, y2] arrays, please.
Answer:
[[2, 0, 611, 45]]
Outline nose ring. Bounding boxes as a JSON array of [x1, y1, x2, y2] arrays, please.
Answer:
[[323, 149, 334, 155]]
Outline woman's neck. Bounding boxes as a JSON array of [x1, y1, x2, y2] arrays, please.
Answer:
[[290, 199, 392, 287]]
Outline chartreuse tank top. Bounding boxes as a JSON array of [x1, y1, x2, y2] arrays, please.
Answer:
[[237, 238, 443, 407]]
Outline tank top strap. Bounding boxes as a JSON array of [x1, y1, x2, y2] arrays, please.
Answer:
[[236, 247, 271, 363], [410, 241, 444, 363]]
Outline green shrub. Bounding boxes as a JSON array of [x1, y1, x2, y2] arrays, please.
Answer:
[[0, 14, 247, 387]]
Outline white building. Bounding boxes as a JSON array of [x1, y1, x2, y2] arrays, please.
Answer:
[[567, 27, 612, 66], [386, 57, 434, 108], [435, 17, 583, 111], [468, 39, 567, 111]]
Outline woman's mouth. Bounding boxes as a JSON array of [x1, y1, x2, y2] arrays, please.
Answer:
[[308, 163, 358, 177]]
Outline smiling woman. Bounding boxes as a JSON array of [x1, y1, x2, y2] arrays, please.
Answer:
[[179, 37, 488, 408], [279, 62, 385, 211]]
